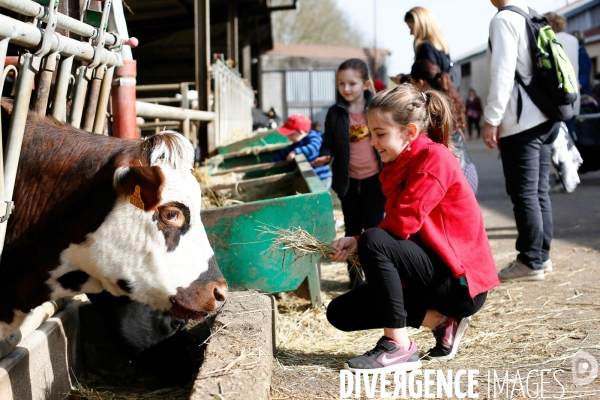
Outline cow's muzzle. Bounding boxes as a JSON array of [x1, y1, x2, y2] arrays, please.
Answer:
[[169, 255, 228, 319]]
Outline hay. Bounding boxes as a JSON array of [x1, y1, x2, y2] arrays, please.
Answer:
[[67, 382, 192, 400], [256, 223, 362, 276]]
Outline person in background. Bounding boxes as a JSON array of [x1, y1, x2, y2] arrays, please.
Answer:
[[410, 60, 479, 194], [465, 89, 483, 139], [271, 114, 332, 189], [311, 121, 323, 136], [312, 58, 386, 288], [572, 30, 592, 95], [391, 7, 451, 85], [484, 0, 559, 282], [326, 84, 498, 372], [546, 12, 580, 131], [374, 78, 387, 93]]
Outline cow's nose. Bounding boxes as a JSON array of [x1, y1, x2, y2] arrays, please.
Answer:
[[213, 284, 228, 308]]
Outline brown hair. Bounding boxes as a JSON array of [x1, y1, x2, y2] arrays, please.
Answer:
[[410, 59, 466, 131], [336, 58, 374, 101], [545, 12, 567, 33], [367, 83, 453, 148]]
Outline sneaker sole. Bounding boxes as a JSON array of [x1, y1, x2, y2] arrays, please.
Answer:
[[430, 317, 470, 361], [499, 273, 545, 282], [344, 360, 422, 374]]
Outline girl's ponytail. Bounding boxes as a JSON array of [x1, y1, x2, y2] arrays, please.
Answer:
[[424, 90, 453, 147]]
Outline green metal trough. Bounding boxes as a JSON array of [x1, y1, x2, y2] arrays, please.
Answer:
[[200, 151, 335, 307]]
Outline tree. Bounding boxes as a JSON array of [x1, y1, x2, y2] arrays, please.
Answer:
[[271, 0, 366, 47]]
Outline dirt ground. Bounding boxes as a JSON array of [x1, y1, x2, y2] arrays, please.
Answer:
[[270, 139, 600, 399]]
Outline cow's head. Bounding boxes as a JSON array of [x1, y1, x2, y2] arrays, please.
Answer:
[[48, 131, 227, 319]]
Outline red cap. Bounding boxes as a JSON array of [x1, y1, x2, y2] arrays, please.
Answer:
[[374, 79, 386, 92], [277, 114, 312, 135]]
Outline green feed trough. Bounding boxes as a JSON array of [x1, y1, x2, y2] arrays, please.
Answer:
[[200, 152, 334, 307]]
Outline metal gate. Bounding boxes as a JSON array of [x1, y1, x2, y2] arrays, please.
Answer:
[[285, 68, 336, 126]]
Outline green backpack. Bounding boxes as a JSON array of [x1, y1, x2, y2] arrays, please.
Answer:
[[500, 6, 578, 122]]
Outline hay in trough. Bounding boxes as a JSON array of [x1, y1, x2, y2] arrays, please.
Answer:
[[256, 222, 363, 277]]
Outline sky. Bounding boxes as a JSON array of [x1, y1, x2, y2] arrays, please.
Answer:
[[335, 0, 572, 75]]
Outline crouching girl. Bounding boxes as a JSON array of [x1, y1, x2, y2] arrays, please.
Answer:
[[326, 84, 500, 373]]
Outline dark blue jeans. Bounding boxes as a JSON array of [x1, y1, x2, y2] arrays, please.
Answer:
[[499, 120, 559, 270]]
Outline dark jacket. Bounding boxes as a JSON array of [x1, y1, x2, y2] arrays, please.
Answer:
[[319, 90, 382, 196], [416, 41, 450, 73], [271, 130, 332, 180]]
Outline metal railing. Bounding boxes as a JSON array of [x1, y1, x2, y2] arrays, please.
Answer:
[[0, 0, 123, 253], [212, 58, 254, 149], [135, 59, 255, 154]]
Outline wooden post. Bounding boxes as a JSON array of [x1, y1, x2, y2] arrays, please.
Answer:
[[195, 0, 211, 160]]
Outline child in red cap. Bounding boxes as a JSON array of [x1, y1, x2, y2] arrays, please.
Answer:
[[271, 114, 332, 188]]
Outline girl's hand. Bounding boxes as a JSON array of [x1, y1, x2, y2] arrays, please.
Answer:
[[328, 237, 358, 262], [286, 151, 297, 161], [311, 155, 331, 167]]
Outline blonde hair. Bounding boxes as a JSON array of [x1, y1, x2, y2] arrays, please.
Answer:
[[405, 7, 449, 55], [366, 83, 453, 148]]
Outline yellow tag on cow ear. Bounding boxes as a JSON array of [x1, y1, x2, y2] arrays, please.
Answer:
[[130, 185, 145, 210]]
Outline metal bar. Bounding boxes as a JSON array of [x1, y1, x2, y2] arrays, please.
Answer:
[[211, 160, 288, 176], [69, 66, 91, 128], [138, 121, 181, 129], [81, 66, 104, 131], [0, 38, 10, 209], [136, 83, 195, 92], [50, 55, 74, 122], [0, 0, 119, 47], [0, 14, 121, 67], [92, 65, 114, 134], [33, 53, 59, 115], [135, 97, 182, 104], [0, 54, 39, 254], [136, 101, 215, 122]]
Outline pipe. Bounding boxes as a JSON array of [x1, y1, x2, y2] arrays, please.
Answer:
[[50, 55, 74, 122], [32, 53, 59, 115], [0, 297, 71, 360], [0, 0, 119, 47], [69, 66, 92, 129], [0, 54, 39, 254], [82, 66, 104, 132], [111, 60, 138, 138], [92, 66, 114, 134], [136, 101, 215, 122], [136, 83, 195, 92], [0, 14, 121, 68]]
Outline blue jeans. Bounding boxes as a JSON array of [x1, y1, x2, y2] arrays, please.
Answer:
[[499, 120, 559, 270]]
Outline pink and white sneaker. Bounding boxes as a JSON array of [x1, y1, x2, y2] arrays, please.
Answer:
[[427, 316, 470, 361], [344, 337, 422, 373]]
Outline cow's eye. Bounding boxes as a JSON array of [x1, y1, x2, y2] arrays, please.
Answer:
[[160, 207, 184, 227]]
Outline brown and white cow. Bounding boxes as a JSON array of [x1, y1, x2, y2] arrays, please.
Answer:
[[0, 100, 227, 340]]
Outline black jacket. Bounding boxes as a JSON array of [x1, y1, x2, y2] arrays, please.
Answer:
[[320, 90, 382, 197], [416, 41, 450, 73]]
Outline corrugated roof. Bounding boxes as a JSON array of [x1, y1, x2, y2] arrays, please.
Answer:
[[266, 43, 390, 59]]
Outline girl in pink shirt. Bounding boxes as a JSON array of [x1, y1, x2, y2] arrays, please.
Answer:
[[312, 59, 386, 288]]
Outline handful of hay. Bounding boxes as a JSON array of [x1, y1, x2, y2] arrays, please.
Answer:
[[256, 223, 362, 273]]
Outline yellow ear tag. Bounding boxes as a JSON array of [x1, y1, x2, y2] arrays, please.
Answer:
[[130, 185, 145, 210]]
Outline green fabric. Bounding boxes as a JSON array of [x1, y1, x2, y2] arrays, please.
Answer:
[[537, 26, 578, 95]]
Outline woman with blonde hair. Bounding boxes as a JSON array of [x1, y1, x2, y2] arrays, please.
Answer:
[[391, 7, 452, 84]]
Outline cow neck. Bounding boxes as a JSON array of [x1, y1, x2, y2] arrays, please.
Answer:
[[0, 112, 144, 316]]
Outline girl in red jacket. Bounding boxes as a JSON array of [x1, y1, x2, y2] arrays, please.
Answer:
[[326, 84, 500, 373]]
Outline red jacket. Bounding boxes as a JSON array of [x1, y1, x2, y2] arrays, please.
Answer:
[[376, 134, 499, 298]]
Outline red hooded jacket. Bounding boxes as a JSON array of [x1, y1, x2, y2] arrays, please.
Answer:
[[374, 134, 499, 298]]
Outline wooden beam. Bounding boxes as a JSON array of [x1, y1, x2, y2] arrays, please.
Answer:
[[195, 0, 212, 160]]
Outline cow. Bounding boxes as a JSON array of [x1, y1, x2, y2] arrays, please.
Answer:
[[0, 99, 228, 340]]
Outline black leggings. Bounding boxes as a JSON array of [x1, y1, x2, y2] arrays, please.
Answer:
[[327, 228, 487, 330], [338, 172, 386, 237]]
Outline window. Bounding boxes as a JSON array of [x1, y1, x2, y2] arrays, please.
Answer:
[[461, 62, 471, 77]]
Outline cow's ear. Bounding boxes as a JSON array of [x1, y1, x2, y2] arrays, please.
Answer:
[[114, 166, 165, 212]]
